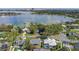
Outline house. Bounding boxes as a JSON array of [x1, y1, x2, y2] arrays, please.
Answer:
[[67, 24, 79, 29], [30, 39, 42, 49], [14, 39, 26, 49], [74, 43, 79, 51], [1, 42, 9, 51], [33, 48, 50, 51], [66, 32, 79, 38], [44, 38, 57, 48], [66, 32, 73, 36]]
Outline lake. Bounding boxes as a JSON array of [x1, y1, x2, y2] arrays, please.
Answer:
[[0, 11, 76, 26]]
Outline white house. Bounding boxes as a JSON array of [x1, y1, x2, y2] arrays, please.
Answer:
[[44, 38, 57, 48]]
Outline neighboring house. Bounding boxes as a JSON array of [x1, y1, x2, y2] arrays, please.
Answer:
[[1, 42, 9, 51], [30, 39, 42, 49], [33, 48, 50, 51], [74, 43, 79, 51], [66, 32, 73, 36], [67, 24, 79, 29], [40, 35, 47, 39], [14, 39, 26, 49], [44, 38, 57, 48], [73, 32, 79, 37], [67, 32, 79, 38]]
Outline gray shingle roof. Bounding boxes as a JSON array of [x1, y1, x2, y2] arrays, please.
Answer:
[[30, 39, 41, 45]]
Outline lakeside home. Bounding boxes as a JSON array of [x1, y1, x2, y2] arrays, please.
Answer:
[[44, 38, 57, 48], [30, 39, 42, 49]]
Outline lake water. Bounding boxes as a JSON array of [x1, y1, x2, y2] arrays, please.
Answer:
[[0, 11, 76, 26]]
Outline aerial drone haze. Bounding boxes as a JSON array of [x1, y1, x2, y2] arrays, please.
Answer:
[[0, 8, 79, 51]]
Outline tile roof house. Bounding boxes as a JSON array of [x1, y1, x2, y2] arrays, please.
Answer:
[[30, 39, 42, 49]]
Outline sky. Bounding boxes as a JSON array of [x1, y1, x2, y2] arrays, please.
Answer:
[[0, 0, 78, 8]]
